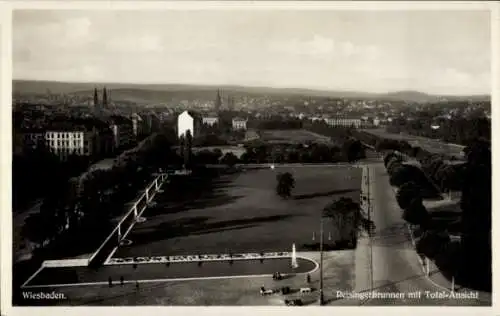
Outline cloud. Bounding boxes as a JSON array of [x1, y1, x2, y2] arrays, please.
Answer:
[[428, 67, 490, 94], [13, 11, 490, 95], [269, 35, 334, 57], [107, 34, 164, 53], [269, 35, 381, 64]]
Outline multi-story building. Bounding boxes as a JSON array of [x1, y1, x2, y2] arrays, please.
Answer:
[[202, 114, 219, 126], [44, 117, 114, 161], [130, 113, 144, 138], [177, 110, 202, 138], [324, 116, 363, 128], [232, 117, 248, 130]]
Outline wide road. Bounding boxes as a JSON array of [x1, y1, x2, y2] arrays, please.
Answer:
[[364, 163, 486, 305]]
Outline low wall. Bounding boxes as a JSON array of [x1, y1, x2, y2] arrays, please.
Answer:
[[107, 252, 293, 265], [87, 173, 168, 267]]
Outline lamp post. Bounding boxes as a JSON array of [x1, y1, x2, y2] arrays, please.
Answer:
[[313, 218, 331, 306], [319, 218, 325, 305]]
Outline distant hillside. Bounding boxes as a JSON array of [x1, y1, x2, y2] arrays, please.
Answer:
[[383, 90, 490, 103], [13, 80, 490, 104]]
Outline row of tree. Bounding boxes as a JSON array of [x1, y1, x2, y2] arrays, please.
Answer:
[[384, 136, 492, 291], [353, 130, 468, 193], [384, 154, 432, 228], [239, 140, 365, 164], [13, 146, 92, 211], [22, 132, 179, 259], [386, 116, 490, 146], [384, 152, 457, 269]]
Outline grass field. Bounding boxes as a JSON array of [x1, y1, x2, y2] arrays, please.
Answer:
[[363, 129, 465, 159], [112, 166, 362, 258], [260, 129, 332, 144]]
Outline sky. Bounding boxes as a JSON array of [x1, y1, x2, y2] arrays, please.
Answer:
[[13, 9, 491, 95]]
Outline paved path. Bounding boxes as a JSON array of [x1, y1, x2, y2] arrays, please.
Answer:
[[22, 257, 317, 288]]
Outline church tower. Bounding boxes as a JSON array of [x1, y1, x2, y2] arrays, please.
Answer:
[[93, 87, 99, 108], [103, 87, 108, 108], [215, 89, 222, 112]]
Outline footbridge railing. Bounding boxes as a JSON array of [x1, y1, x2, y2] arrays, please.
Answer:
[[87, 173, 168, 267]]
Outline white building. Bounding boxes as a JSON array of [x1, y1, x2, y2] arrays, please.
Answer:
[[45, 130, 96, 159], [324, 117, 363, 128], [130, 113, 144, 137], [177, 110, 201, 138], [232, 117, 248, 130]]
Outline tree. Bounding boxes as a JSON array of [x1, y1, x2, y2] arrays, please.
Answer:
[[22, 212, 57, 249], [220, 152, 239, 167], [179, 135, 185, 166], [389, 165, 417, 187], [184, 130, 193, 168], [322, 197, 367, 244], [276, 172, 295, 199], [384, 152, 402, 167], [396, 181, 421, 210], [386, 160, 402, 175], [415, 230, 451, 260], [460, 138, 491, 287], [343, 139, 365, 163], [402, 198, 430, 228]]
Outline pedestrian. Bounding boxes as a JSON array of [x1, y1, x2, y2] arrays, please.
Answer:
[[120, 276, 124, 285], [306, 273, 311, 283], [108, 277, 112, 287], [135, 281, 139, 291]]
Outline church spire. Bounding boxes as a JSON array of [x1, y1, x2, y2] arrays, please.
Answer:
[[103, 87, 108, 108], [93, 87, 99, 110], [215, 89, 222, 111]]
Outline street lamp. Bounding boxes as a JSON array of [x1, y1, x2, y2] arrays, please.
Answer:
[[313, 218, 332, 306]]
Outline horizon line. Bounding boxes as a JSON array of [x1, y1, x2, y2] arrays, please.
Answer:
[[12, 78, 491, 98]]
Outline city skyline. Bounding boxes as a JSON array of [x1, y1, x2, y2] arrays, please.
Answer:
[[13, 9, 491, 96]]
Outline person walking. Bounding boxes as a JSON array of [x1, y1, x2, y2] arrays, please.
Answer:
[[306, 273, 311, 283], [108, 277, 112, 287], [120, 276, 124, 286]]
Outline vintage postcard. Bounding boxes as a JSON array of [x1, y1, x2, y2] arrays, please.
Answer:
[[1, 1, 497, 315]]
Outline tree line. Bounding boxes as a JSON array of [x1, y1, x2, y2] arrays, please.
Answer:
[[22, 132, 180, 260], [382, 138, 491, 291], [386, 116, 490, 146], [13, 146, 92, 211]]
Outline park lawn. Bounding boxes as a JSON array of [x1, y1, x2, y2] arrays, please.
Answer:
[[260, 129, 332, 144], [112, 166, 362, 258]]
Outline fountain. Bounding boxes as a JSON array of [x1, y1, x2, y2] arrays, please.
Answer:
[[291, 243, 299, 269]]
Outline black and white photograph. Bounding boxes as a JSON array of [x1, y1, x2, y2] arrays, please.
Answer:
[[3, 1, 496, 311]]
